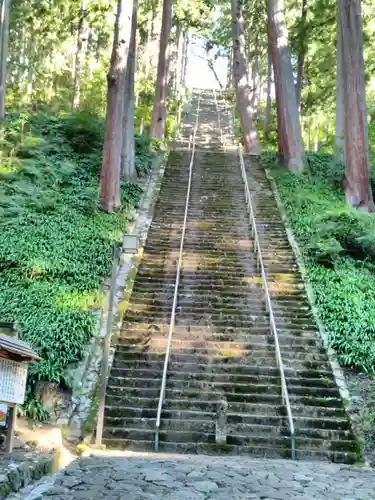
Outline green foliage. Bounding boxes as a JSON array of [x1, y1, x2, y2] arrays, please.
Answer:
[[19, 393, 50, 422], [264, 152, 375, 372], [0, 112, 144, 386], [134, 132, 160, 177], [8, 0, 113, 113], [306, 153, 345, 187]]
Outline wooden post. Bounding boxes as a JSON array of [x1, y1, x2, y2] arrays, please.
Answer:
[[96, 246, 120, 446], [5, 405, 16, 453]]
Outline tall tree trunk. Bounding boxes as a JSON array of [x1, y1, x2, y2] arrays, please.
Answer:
[[0, 0, 11, 119], [121, 0, 137, 179], [250, 52, 260, 110], [150, 0, 172, 140], [295, 0, 307, 110], [306, 118, 311, 150], [181, 31, 189, 87], [174, 27, 183, 96], [73, 0, 88, 110], [100, 0, 134, 212], [168, 26, 179, 97], [335, 3, 344, 162], [313, 122, 319, 152], [227, 48, 232, 88], [267, 0, 306, 171], [231, 0, 260, 154], [263, 46, 272, 138], [338, 0, 373, 211]]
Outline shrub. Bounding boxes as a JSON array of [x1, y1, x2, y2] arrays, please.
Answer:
[[264, 152, 375, 372], [135, 132, 159, 176], [0, 112, 145, 391]]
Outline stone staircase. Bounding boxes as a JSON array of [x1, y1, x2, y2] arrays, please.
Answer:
[[103, 90, 359, 463]]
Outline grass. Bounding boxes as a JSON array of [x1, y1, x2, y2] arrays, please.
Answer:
[[0, 112, 156, 395]]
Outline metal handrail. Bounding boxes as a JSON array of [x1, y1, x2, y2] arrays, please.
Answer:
[[213, 89, 223, 146], [154, 90, 201, 451], [237, 144, 296, 459], [221, 92, 296, 457]]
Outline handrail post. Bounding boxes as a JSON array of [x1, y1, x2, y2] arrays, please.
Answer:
[[291, 432, 296, 460], [154, 90, 201, 451]]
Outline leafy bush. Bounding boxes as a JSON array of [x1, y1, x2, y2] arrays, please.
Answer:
[[19, 392, 50, 422], [264, 152, 375, 372], [307, 153, 345, 187], [0, 112, 144, 387], [135, 132, 159, 177]]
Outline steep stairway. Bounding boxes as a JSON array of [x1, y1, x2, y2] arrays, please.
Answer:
[[103, 90, 359, 463]]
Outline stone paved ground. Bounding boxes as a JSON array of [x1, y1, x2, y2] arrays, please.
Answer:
[[7, 451, 375, 500]]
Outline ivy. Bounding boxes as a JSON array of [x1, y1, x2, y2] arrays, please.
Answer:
[[0, 112, 150, 387]]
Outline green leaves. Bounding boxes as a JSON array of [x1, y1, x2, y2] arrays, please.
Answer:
[[267, 151, 375, 372], [134, 132, 159, 176], [0, 112, 145, 389]]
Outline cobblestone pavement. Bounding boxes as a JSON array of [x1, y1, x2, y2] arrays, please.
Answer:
[[8, 451, 375, 500]]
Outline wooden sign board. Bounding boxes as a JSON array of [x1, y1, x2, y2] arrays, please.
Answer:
[[0, 358, 28, 405]]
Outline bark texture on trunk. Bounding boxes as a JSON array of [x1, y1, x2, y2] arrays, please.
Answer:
[[72, 0, 88, 109], [335, 2, 344, 163], [263, 47, 272, 138], [121, 0, 137, 179], [150, 0, 172, 140], [0, 0, 11, 119], [181, 32, 189, 87], [100, 0, 134, 212], [313, 122, 319, 152], [226, 48, 232, 88], [250, 51, 260, 110], [338, 0, 373, 211], [168, 26, 180, 97], [173, 26, 183, 96], [295, 0, 307, 110], [231, 0, 260, 154], [267, 0, 306, 171]]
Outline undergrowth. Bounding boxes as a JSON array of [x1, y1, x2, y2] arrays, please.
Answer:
[[0, 112, 155, 397], [262, 152, 375, 372]]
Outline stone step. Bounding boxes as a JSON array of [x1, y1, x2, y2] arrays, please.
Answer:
[[104, 412, 351, 433], [123, 310, 315, 324], [104, 401, 348, 421], [100, 438, 290, 460], [122, 315, 316, 330], [101, 437, 357, 464], [108, 369, 337, 389], [102, 425, 357, 455], [113, 345, 328, 364], [119, 325, 321, 339], [107, 378, 340, 399], [105, 389, 345, 411], [115, 337, 324, 353], [111, 354, 331, 371], [118, 328, 321, 344], [110, 359, 334, 379], [129, 290, 310, 305]]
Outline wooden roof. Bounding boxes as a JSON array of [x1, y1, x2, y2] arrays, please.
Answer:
[[0, 334, 41, 361]]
